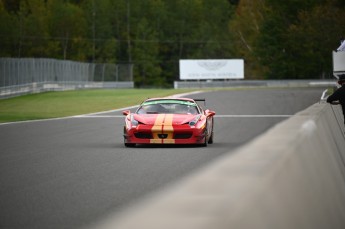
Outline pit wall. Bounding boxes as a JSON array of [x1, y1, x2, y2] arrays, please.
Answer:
[[89, 102, 345, 229]]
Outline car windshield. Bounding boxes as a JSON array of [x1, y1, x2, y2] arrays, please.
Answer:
[[137, 100, 199, 114]]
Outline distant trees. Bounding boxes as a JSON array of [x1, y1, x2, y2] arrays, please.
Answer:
[[0, 0, 345, 85], [229, 0, 266, 79], [126, 0, 236, 87], [231, 0, 345, 79], [0, 0, 235, 87], [254, 0, 345, 79]]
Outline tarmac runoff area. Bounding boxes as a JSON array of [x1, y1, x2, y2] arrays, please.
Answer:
[[1, 88, 342, 229], [88, 102, 345, 229]]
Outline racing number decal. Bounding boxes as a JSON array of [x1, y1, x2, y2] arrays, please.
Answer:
[[150, 114, 175, 144]]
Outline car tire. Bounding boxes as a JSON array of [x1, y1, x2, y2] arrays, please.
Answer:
[[123, 126, 135, 147], [201, 125, 208, 147], [208, 123, 214, 144], [208, 131, 214, 144]]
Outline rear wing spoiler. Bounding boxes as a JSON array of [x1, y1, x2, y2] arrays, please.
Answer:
[[193, 98, 206, 106]]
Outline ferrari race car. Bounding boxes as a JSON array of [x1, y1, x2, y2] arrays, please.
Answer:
[[122, 98, 215, 147]]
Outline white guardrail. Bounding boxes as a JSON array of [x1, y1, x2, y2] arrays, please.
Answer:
[[87, 101, 345, 229], [0, 81, 134, 99]]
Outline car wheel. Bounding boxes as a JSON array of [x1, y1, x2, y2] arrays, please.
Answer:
[[123, 126, 135, 147], [208, 124, 214, 144], [208, 131, 214, 144], [202, 125, 208, 147]]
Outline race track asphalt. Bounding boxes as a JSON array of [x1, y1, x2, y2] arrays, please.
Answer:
[[0, 88, 324, 229]]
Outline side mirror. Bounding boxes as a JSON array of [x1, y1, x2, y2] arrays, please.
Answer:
[[122, 110, 130, 116], [205, 109, 216, 117]]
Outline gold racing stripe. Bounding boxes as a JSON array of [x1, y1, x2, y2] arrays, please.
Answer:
[[150, 114, 175, 144], [163, 114, 175, 144], [151, 114, 165, 132], [150, 114, 165, 143]]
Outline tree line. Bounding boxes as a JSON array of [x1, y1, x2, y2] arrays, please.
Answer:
[[0, 0, 344, 87]]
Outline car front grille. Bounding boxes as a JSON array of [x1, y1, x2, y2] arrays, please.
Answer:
[[174, 133, 192, 139], [134, 132, 153, 139], [134, 132, 192, 139]]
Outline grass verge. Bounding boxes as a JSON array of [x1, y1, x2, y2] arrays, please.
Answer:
[[0, 89, 198, 123]]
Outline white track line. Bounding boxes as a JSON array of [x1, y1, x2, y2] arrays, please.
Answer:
[[75, 115, 124, 118], [216, 114, 292, 118], [0, 91, 291, 125]]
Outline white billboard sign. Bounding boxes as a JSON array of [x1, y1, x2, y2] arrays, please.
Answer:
[[179, 59, 244, 80]]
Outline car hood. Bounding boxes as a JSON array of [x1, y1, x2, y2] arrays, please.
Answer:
[[133, 114, 199, 125]]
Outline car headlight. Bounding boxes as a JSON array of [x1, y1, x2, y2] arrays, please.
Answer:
[[131, 115, 139, 127], [189, 115, 201, 126]]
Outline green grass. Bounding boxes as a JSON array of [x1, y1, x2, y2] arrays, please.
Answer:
[[0, 89, 198, 123]]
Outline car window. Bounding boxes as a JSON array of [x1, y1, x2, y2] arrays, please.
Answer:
[[137, 101, 199, 114], [173, 104, 198, 114], [137, 104, 166, 114]]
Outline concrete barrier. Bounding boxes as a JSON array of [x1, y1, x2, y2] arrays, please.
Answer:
[[88, 102, 345, 229]]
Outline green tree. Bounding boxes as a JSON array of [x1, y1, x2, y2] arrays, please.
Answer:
[[0, 0, 17, 56], [47, 0, 88, 60], [81, 0, 117, 63], [158, 0, 235, 85], [132, 18, 163, 87], [228, 0, 267, 79], [17, 0, 60, 57], [285, 3, 345, 79], [254, 0, 334, 79], [1, 0, 20, 13]]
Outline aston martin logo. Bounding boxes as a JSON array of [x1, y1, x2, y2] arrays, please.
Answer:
[[197, 60, 227, 71]]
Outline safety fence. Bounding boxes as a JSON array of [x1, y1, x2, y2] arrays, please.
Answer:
[[0, 58, 134, 98]]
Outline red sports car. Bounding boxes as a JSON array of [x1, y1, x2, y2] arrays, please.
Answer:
[[122, 98, 215, 147]]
